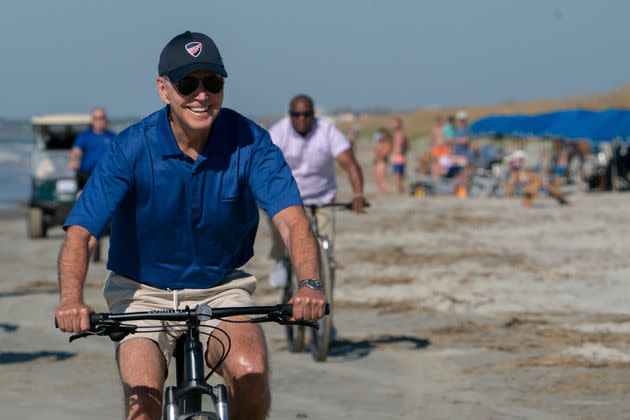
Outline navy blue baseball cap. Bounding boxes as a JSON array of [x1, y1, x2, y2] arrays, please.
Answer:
[[158, 31, 228, 83]]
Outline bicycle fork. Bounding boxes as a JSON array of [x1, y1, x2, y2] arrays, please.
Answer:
[[163, 385, 228, 420]]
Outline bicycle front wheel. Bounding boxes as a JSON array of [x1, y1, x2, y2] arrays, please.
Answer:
[[310, 240, 334, 362], [283, 259, 306, 353]]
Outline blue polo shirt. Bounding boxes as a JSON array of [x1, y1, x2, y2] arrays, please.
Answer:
[[72, 128, 116, 174], [65, 106, 302, 289]]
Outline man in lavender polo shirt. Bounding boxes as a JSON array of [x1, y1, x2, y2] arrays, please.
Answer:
[[267, 94, 366, 286]]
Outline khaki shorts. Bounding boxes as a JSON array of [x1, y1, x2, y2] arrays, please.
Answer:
[[103, 271, 257, 366]]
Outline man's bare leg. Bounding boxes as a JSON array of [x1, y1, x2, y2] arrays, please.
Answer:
[[207, 317, 270, 420], [117, 338, 167, 420], [392, 172, 404, 194], [544, 182, 570, 205], [522, 171, 542, 207]]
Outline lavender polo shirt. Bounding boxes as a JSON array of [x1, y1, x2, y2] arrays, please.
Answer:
[[268, 116, 351, 205]]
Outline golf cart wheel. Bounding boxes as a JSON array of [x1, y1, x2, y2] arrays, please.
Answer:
[[27, 207, 47, 238]]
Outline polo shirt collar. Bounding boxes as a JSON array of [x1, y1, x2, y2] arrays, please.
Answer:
[[156, 106, 228, 161], [156, 106, 184, 158]]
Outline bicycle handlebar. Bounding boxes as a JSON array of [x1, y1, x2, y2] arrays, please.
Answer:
[[56, 303, 330, 343]]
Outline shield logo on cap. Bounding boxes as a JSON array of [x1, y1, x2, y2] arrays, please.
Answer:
[[185, 42, 202, 57]]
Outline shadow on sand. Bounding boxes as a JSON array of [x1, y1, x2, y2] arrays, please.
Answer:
[[0, 351, 75, 365], [327, 334, 430, 360], [0, 322, 19, 332]]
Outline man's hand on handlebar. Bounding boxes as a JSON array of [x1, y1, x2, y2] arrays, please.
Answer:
[[55, 302, 93, 333], [351, 195, 367, 214], [288, 287, 327, 321]]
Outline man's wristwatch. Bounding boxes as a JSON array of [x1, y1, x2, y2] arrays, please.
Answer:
[[298, 278, 324, 292]]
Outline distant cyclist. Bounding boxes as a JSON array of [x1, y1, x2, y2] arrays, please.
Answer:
[[267, 94, 366, 287], [67, 108, 115, 192]]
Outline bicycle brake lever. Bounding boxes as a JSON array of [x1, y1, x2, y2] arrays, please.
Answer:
[[107, 324, 137, 342], [292, 320, 319, 329], [251, 315, 320, 329], [251, 314, 287, 324], [68, 331, 98, 343]]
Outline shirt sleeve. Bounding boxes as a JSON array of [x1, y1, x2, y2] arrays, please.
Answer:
[[64, 137, 133, 238], [72, 131, 87, 150], [247, 130, 302, 218], [267, 119, 285, 148], [328, 124, 351, 158], [268, 123, 279, 144]]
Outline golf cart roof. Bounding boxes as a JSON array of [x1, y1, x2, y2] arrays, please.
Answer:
[[31, 114, 92, 126]]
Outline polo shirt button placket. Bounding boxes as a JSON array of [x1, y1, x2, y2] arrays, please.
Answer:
[[191, 167, 199, 198], [190, 168, 201, 225]]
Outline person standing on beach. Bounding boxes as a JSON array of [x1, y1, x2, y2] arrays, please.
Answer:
[[67, 108, 115, 191], [451, 110, 473, 163], [373, 127, 393, 193], [55, 31, 326, 420], [442, 114, 455, 143], [390, 116, 409, 194], [266, 94, 366, 287]]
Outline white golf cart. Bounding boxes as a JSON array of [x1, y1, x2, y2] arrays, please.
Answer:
[[27, 114, 91, 238]]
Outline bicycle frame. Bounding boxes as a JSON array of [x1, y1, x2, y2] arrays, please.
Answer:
[[164, 318, 228, 420], [59, 304, 324, 420], [283, 203, 348, 361], [305, 205, 336, 273]]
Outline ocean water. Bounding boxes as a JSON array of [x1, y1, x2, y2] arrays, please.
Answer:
[[0, 139, 33, 209]]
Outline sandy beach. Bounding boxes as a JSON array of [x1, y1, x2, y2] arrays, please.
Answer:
[[2, 138, 630, 419]]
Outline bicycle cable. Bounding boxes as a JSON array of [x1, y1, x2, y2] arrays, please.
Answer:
[[127, 324, 231, 380], [204, 326, 231, 380]]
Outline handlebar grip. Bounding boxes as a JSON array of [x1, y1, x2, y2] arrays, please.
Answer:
[[281, 303, 331, 315], [345, 201, 370, 209], [90, 313, 104, 325], [54, 312, 102, 330]]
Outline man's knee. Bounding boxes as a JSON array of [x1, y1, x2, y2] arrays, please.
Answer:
[[232, 351, 268, 380], [210, 324, 269, 380], [229, 355, 271, 419]]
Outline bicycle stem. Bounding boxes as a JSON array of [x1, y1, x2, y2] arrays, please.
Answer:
[[185, 322, 205, 381]]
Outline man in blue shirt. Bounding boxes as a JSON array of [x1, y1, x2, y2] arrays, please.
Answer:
[[67, 108, 116, 190], [55, 31, 326, 420]]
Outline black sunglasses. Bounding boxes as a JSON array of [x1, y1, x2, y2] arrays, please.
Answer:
[[175, 76, 224, 96], [289, 111, 314, 118]]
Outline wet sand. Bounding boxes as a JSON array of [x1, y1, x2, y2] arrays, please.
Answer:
[[2, 139, 630, 419]]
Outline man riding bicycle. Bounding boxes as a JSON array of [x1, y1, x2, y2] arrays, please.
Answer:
[[54, 31, 326, 420], [267, 94, 366, 287]]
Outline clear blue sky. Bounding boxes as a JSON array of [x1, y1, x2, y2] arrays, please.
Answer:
[[1, 0, 628, 119]]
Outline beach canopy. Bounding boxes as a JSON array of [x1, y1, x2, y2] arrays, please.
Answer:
[[470, 109, 630, 142]]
